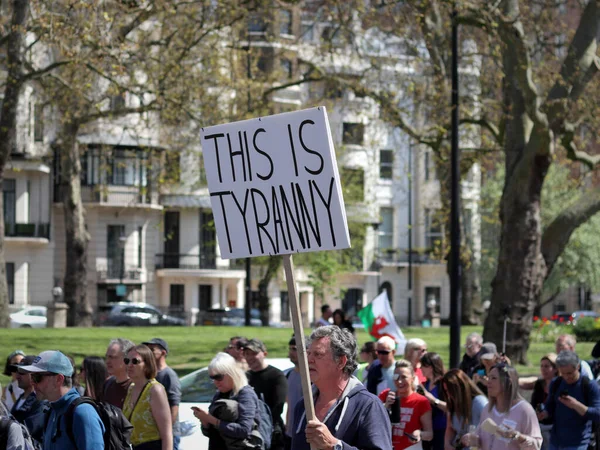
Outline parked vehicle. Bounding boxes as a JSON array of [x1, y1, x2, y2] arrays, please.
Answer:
[[199, 307, 262, 326], [179, 358, 293, 450], [97, 302, 185, 326], [570, 310, 600, 325], [10, 306, 47, 328]]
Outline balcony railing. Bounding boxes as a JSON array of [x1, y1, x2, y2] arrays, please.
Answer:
[[377, 249, 440, 265], [54, 185, 159, 206], [5, 222, 50, 239], [97, 263, 143, 282], [155, 253, 217, 270]]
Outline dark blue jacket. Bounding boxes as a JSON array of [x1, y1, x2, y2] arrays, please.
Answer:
[[365, 359, 383, 395], [291, 376, 392, 450], [544, 375, 600, 447], [11, 391, 47, 444]]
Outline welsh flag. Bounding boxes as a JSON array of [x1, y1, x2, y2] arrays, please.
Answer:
[[357, 291, 406, 352]]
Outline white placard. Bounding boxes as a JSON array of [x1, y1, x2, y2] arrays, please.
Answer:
[[200, 107, 351, 259]]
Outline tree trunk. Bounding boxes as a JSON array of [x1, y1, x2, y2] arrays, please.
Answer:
[[60, 123, 92, 326], [257, 256, 281, 326], [0, 0, 30, 327]]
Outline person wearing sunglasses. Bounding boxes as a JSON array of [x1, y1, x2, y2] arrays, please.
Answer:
[[404, 339, 428, 385], [379, 359, 433, 450], [122, 345, 173, 450], [11, 355, 47, 447], [18, 350, 105, 450], [193, 352, 262, 450], [366, 336, 397, 395], [2, 350, 25, 411]]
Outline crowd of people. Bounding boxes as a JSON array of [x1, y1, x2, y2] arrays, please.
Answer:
[[0, 305, 598, 450]]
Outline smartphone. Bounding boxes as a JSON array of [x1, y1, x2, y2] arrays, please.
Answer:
[[560, 390, 569, 397], [477, 369, 486, 376], [404, 432, 418, 442], [416, 385, 425, 395], [536, 403, 545, 412]]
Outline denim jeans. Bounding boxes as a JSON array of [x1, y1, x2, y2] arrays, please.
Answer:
[[548, 442, 588, 450], [173, 435, 180, 450]]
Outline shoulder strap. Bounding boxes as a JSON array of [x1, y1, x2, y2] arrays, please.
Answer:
[[126, 380, 152, 422], [65, 397, 98, 449], [581, 375, 591, 405]]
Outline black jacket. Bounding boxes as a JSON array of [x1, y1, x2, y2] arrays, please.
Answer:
[[11, 391, 47, 444]]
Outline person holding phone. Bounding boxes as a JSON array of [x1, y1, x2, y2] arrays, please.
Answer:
[[194, 352, 261, 450], [380, 359, 433, 449], [538, 351, 600, 450]]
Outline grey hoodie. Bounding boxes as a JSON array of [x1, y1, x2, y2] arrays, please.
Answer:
[[291, 376, 392, 450]]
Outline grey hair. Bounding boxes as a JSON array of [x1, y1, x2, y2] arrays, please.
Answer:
[[309, 325, 358, 376], [208, 352, 248, 394], [108, 338, 135, 356], [556, 350, 580, 369], [466, 332, 483, 345]]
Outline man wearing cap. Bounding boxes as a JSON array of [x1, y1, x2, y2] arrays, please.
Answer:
[[11, 355, 47, 445], [243, 338, 288, 450], [472, 342, 498, 396], [103, 338, 134, 409], [19, 350, 105, 450], [143, 338, 181, 450]]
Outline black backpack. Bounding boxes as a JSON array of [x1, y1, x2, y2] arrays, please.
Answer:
[[550, 376, 600, 449], [63, 397, 133, 450]]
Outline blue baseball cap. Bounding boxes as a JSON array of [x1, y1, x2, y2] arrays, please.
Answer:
[[18, 351, 74, 377]]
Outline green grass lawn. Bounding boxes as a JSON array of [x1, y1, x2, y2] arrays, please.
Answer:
[[0, 325, 592, 386]]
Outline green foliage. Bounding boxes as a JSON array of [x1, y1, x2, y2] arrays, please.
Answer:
[[530, 318, 570, 343], [479, 161, 600, 303], [572, 317, 600, 342]]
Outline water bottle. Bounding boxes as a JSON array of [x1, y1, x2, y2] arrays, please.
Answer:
[[468, 425, 478, 450]]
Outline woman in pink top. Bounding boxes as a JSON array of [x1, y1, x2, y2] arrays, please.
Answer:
[[462, 364, 542, 450]]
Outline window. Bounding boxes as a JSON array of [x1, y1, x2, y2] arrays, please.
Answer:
[[33, 104, 44, 142], [379, 207, 394, 250], [280, 59, 293, 80], [342, 288, 363, 317], [322, 25, 343, 47], [170, 284, 185, 312], [425, 208, 443, 250], [257, 56, 269, 74], [3, 179, 15, 235], [425, 286, 441, 314], [83, 148, 148, 187], [380, 149, 393, 180], [248, 13, 267, 33], [110, 94, 126, 111], [107, 225, 126, 277], [198, 285, 212, 312], [424, 151, 436, 181], [164, 151, 181, 183], [137, 226, 143, 268], [280, 291, 290, 321], [300, 22, 314, 42], [325, 80, 343, 99], [279, 10, 292, 36], [6, 262, 14, 305], [341, 168, 364, 202], [342, 123, 364, 145]]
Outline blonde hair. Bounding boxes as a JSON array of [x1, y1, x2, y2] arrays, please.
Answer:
[[208, 352, 248, 395], [394, 359, 415, 377]]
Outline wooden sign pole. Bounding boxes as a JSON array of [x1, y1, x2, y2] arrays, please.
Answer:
[[282, 254, 316, 450]]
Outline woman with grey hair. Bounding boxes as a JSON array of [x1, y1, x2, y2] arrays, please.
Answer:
[[193, 352, 262, 450], [462, 364, 542, 450]]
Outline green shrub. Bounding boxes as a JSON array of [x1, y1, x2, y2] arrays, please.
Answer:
[[530, 318, 569, 343], [572, 317, 600, 342]]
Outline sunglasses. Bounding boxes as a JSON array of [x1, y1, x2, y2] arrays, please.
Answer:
[[31, 373, 56, 383], [124, 358, 142, 365], [414, 348, 427, 353], [377, 350, 391, 355], [393, 373, 401, 381], [209, 374, 225, 381]]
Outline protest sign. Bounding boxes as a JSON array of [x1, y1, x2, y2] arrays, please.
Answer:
[[200, 107, 351, 259]]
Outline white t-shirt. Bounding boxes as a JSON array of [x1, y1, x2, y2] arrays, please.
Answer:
[[315, 317, 330, 327]]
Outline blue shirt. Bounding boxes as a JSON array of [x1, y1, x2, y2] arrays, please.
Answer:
[[545, 376, 600, 447], [44, 388, 105, 450]]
